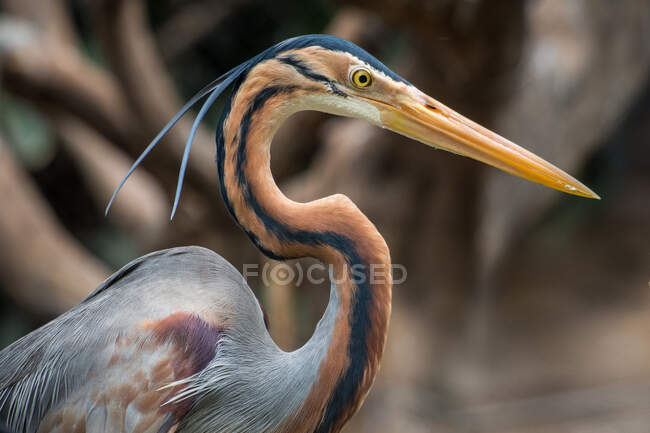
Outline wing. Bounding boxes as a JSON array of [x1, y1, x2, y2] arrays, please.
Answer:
[[0, 246, 260, 433]]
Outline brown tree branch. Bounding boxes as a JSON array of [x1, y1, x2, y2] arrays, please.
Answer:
[[0, 18, 137, 152], [90, 0, 219, 194], [0, 136, 110, 314], [0, 14, 230, 252], [56, 114, 169, 247], [479, 1, 650, 272], [1, 0, 77, 46]]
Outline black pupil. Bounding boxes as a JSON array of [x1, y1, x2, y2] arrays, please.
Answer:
[[358, 74, 368, 83]]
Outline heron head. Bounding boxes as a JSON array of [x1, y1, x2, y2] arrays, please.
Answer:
[[269, 38, 598, 199], [106, 35, 598, 218]]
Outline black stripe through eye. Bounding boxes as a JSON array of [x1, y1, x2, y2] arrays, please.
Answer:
[[277, 54, 347, 98]]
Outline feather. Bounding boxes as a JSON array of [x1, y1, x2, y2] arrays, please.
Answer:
[[171, 84, 221, 219], [104, 63, 249, 218]]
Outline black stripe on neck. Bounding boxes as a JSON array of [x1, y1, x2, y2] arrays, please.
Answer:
[[216, 79, 373, 433], [216, 77, 285, 260], [236, 85, 297, 188]]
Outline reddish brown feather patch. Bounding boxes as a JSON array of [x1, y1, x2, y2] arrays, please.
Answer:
[[147, 313, 224, 424]]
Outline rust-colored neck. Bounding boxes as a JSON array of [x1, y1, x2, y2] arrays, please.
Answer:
[[216, 62, 392, 433]]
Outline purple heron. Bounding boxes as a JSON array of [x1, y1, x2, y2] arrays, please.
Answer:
[[0, 35, 597, 433]]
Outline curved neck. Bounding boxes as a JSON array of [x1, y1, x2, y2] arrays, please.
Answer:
[[216, 66, 392, 433]]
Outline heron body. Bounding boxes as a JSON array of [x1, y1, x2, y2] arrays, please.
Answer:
[[0, 35, 597, 433]]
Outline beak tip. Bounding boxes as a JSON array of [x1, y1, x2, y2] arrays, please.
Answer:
[[573, 185, 600, 200]]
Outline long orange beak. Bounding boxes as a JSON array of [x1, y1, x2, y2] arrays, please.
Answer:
[[369, 88, 599, 199]]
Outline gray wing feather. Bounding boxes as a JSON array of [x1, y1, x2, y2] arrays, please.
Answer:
[[0, 246, 252, 433]]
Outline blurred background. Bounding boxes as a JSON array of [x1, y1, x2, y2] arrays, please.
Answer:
[[0, 0, 649, 431]]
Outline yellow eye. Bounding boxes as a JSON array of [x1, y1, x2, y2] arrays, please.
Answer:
[[351, 68, 372, 88]]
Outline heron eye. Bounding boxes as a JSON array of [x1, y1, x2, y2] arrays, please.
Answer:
[[351, 68, 372, 89]]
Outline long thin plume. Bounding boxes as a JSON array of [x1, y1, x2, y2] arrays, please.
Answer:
[[170, 84, 220, 219], [105, 64, 246, 216]]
